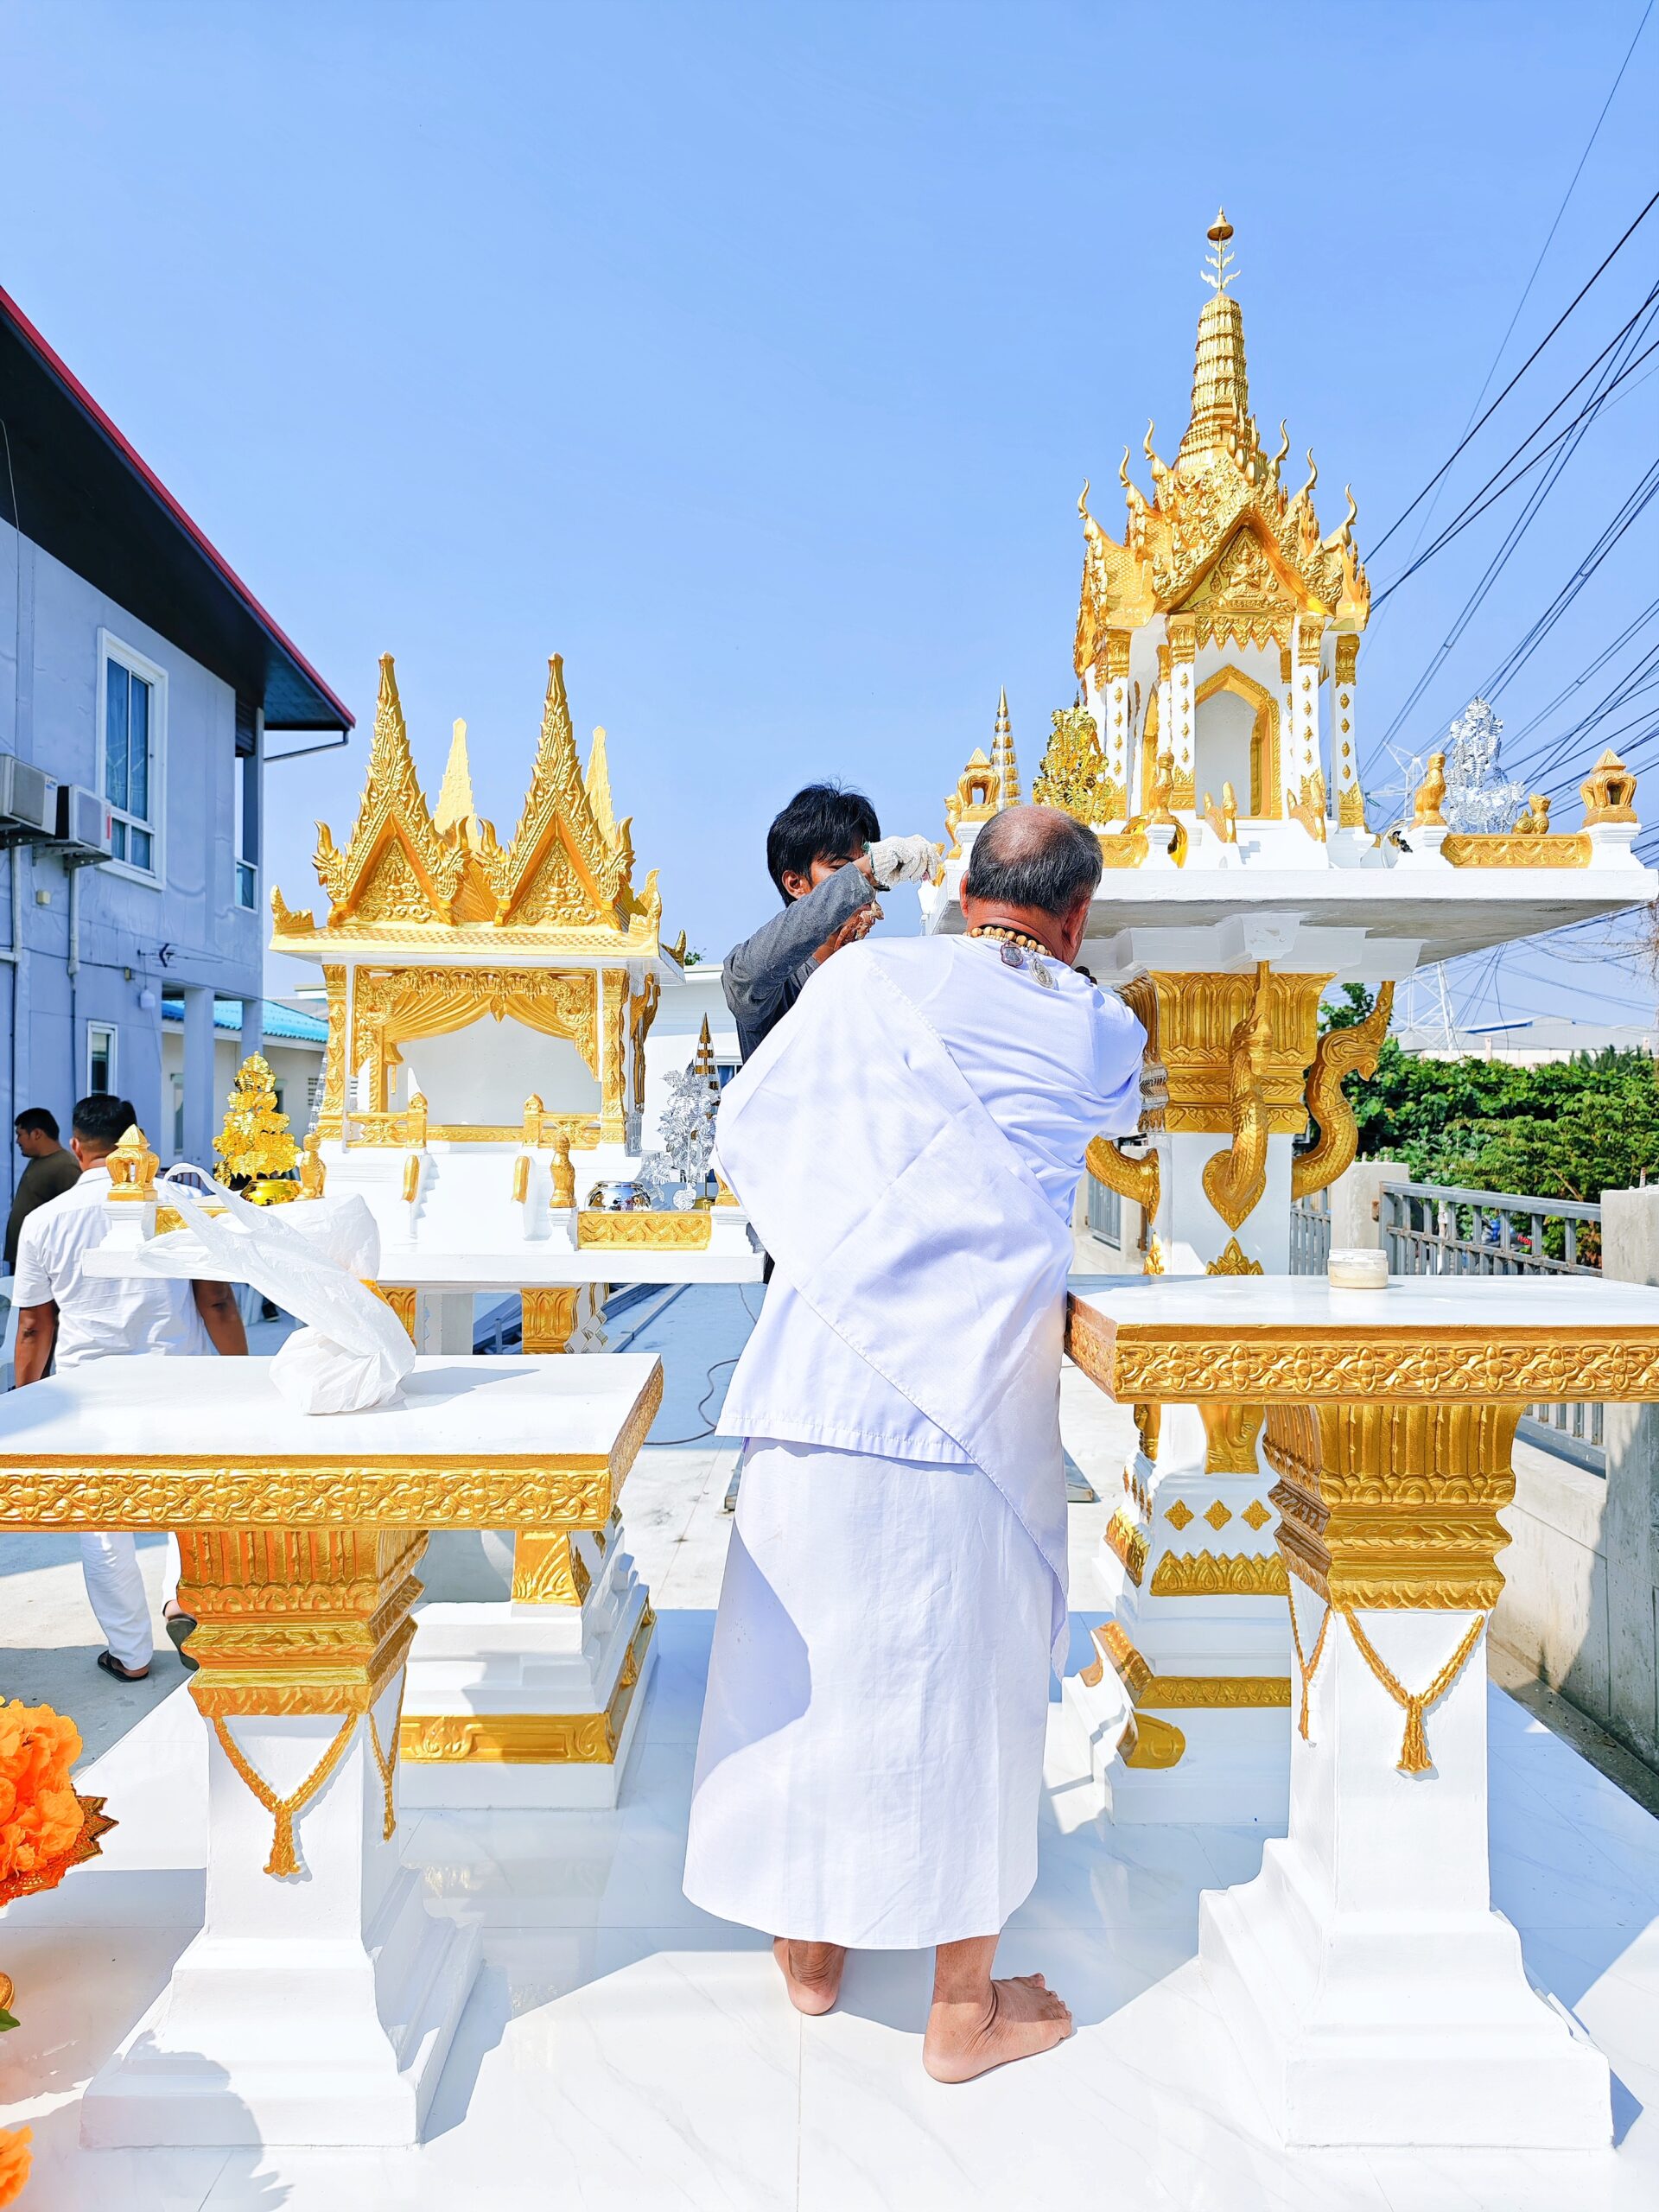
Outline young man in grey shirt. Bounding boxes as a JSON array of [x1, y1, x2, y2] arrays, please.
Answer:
[[722, 784, 939, 1061]]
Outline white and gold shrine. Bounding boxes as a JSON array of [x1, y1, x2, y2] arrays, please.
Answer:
[[925, 213, 1655, 1821], [271, 652, 760, 1808]]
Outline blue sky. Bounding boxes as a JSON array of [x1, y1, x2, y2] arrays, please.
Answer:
[[3, 0, 1656, 1029]]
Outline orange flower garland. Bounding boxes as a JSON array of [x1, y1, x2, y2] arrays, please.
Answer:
[[0, 2125, 29, 2209], [0, 1702, 84, 1882]]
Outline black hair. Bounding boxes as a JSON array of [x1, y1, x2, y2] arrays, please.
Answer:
[[766, 783, 881, 904], [14, 1107, 60, 1141], [71, 1094, 138, 1150], [962, 804, 1103, 915]]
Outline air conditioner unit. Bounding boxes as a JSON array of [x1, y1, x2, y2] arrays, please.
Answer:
[[53, 783, 113, 864], [0, 753, 54, 841]]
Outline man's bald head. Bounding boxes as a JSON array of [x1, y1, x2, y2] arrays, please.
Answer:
[[961, 804, 1103, 917]]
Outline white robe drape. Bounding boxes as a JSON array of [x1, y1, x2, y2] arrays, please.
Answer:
[[683, 936, 1145, 1946]]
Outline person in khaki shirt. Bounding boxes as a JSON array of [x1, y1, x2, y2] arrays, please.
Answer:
[[13, 1093, 247, 1680], [6, 1108, 80, 1270]]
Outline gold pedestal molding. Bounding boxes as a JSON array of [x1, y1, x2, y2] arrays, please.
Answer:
[[400, 1605, 655, 1766]]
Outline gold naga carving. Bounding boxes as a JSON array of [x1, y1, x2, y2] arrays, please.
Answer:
[[1581, 747, 1638, 825], [1293, 981, 1395, 1201], [1086, 1134, 1160, 1217], [1200, 962, 1275, 1231], [630, 972, 663, 1109], [1289, 768, 1328, 844], [1200, 1402, 1267, 1474], [1203, 783, 1239, 843], [1149, 1548, 1288, 1599]]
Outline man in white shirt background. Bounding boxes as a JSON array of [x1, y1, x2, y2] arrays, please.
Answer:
[[12, 1092, 247, 1681]]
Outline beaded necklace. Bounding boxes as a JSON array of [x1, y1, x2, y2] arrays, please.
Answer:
[[966, 922, 1061, 989]]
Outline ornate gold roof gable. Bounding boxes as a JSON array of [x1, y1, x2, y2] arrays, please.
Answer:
[[493, 655, 644, 929], [1076, 212, 1370, 676], [274, 652, 661, 955], [313, 656, 469, 926]]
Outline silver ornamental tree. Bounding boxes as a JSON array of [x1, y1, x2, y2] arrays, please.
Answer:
[[657, 1062, 721, 1192], [1442, 698, 1525, 832]]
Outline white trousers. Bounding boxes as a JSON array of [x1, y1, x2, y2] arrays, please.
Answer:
[[683, 1437, 1052, 1949], [81, 1532, 153, 1673]]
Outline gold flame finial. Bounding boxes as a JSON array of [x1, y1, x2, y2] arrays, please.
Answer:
[[694, 1014, 715, 1077], [433, 718, 476, 837], [991, 686, 1021, 805], [585, 726, 618, 849]]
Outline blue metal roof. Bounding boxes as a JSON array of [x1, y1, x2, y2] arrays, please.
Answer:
[[161, 997, 328, 1044]]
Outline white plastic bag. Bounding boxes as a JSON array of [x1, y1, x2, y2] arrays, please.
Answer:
[[154, 1174, 416, 1414]]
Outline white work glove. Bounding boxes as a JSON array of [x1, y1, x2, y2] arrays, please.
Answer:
[[867, 834, 942, 889]]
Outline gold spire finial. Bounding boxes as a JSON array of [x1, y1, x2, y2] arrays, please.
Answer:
[[433, 718, 476, 837], [1202, 207, 1237, 292], [1179, 209, 1249, 467], [694, 1014, 715, 1077], [991, 687, 1021, 805], [586, 725, 619, 849]]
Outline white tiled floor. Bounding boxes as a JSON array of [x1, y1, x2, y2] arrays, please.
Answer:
[[4, 1309, 1659, 2209], [5, 1595, 1659, 2212]]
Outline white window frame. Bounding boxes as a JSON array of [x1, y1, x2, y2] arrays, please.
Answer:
[[96, 628, 168, 885], [234, 747, 257, 909], [86, 1021, 118, 1097]]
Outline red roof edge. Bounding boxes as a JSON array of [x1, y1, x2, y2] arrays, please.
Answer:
[[0, 283, 354, 731]]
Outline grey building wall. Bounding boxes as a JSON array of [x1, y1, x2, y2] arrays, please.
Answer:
[[1, 516, 261, 1204]]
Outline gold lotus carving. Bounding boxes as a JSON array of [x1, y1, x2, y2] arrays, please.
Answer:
[[1149, 1548, 1288, 1598]]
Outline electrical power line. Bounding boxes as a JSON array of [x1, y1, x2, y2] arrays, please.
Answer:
[[1367, 186, 1659, 563], [1370, 307, 1659, 606], [1374, 308, 1659, 757]]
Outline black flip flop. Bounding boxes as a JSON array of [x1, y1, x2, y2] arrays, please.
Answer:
[[166, 1614, 200, 1674], [96, 1650, 149, 1682]]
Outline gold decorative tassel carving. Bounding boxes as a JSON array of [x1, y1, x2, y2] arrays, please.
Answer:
[[1293, 982, 1394, 1201]]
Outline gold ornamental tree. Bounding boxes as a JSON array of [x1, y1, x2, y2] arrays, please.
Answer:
[[215, 1054, 300, 1188]]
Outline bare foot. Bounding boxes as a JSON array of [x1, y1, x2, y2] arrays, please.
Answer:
[[923, 1974, 1073, 2082], [772, 1938, 848, 2016]]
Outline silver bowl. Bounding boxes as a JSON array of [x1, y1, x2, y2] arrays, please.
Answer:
[[585, 1179, 652, 1212]]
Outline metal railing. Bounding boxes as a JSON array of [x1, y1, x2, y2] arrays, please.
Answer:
[[1288, 1187, 1332, 1274], [1380, 1179, 1605, 1471]]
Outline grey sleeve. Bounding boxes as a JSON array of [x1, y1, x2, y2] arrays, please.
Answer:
[[721, 865, 875, 1032]]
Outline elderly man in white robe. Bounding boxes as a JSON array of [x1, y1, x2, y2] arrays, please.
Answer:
[[683, 804, 1145, 2081]]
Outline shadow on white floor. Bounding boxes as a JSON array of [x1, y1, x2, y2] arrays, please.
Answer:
[[4, 1594, 1659, 2212]]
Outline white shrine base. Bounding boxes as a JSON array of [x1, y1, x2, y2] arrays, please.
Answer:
[[399, 1531, 657, 1810], [8, 1610, 1659, 2208]]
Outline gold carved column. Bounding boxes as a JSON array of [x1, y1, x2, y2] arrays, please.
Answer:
[[1166, 613, 1198, 808], [514, 1285, 589, 1605], [600, 967, 630, 1143], [1333, 633, 1364, 829]]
